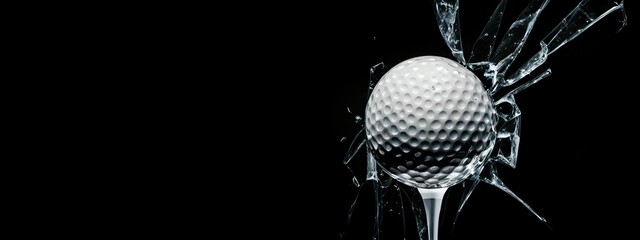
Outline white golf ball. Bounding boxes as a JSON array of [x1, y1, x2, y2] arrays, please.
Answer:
[[365, 56, 497, 188]]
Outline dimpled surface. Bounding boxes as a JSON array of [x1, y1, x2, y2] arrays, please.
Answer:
[[365, 56, 497, 188]]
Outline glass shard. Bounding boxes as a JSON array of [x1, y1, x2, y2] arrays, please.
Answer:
[[480, 164, 550, 227], [507, 69, 551, 97], [343, 166, 420, 239], [543, 0, 627, 55], [401, 185, 429, 240], [369, 62, 386, 97], [505, 0, 626, 86], [434, 0, 465, 64], [466, 60, 498, 92], [490, 0, 549, 88], [469, 0, 506, 64], [343, 179, 382, 240], [343, 128, 365, 165], [366, 152, 379, 181], [451, 172, 483, 228], [379, 184, 409, 240], [344, 129, 366, 188], [493, 94, 522, 168], [506, 43, 548, 86]]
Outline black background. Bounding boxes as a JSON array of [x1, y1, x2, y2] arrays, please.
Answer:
[[23, 1, 639, 238], [327, 1, 639, 239]]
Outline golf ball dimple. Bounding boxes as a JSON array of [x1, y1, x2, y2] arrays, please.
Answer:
[[365, 56, 497, 189]]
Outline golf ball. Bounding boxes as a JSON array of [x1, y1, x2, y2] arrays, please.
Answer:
[[365, 56, 497, 188]]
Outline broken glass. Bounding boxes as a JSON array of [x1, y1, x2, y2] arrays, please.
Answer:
[[341, 1, 627, 239]]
